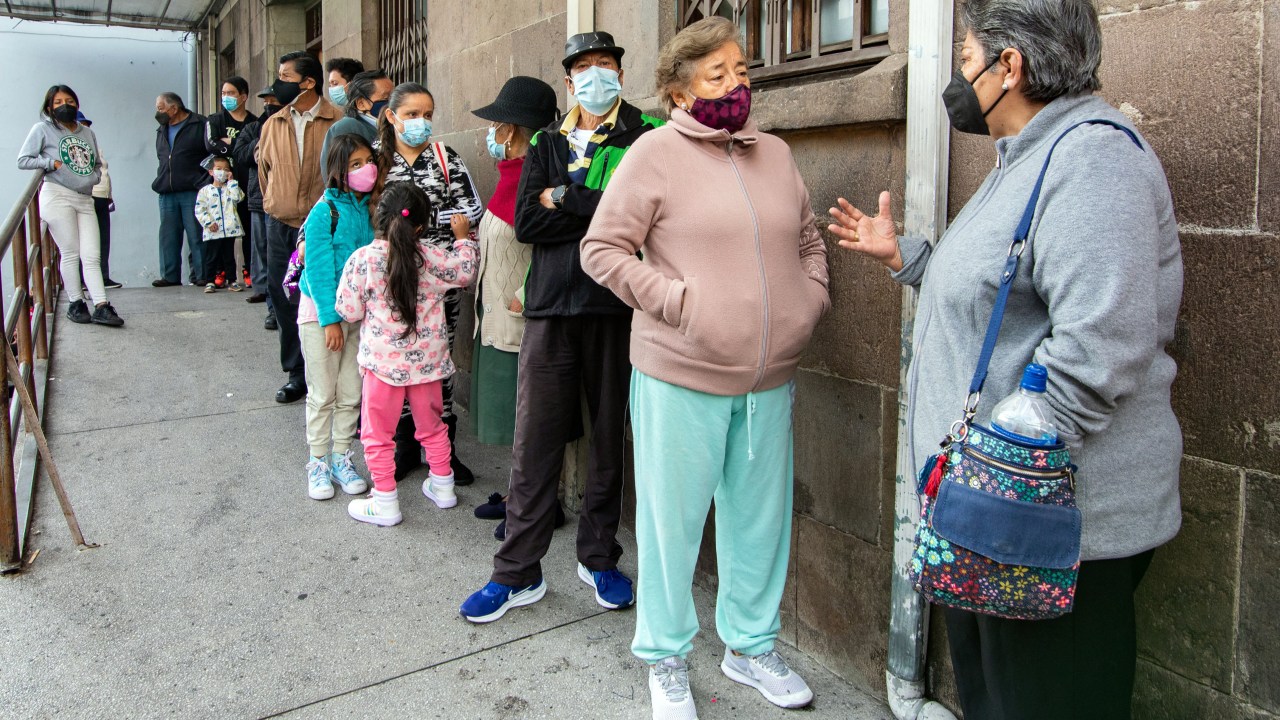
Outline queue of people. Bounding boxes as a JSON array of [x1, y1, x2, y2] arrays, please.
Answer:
[[16, 0, 1183, 717]]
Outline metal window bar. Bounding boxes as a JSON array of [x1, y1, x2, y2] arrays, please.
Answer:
[[379, 0, 430, 86], [0, 173, 63, 572]]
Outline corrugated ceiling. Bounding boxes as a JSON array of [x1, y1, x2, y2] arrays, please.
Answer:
[[0, 0, 221, 32]]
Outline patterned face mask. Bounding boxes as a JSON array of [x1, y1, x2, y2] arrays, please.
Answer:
[[687, 83, 752, 135]]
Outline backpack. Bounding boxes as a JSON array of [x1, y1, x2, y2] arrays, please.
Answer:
[[283, 198, 339, 303]]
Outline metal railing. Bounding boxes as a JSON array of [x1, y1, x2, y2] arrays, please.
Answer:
[[0, 172, 61, 572]]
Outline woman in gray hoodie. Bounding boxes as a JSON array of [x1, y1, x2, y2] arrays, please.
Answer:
[[17, 85, 123, 327], [831, 1, 1180, 718]]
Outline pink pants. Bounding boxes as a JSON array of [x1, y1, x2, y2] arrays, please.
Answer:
[[361, 372, 451, 493]]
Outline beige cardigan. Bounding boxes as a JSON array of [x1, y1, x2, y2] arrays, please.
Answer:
[[474, 210, 532, 352]]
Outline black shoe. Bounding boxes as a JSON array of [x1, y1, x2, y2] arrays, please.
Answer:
[[475, 493, 506, 520], [90, 303, 124, 327], [67, 300, 91, 324], [393, 412, 423, 481], [246, 293, 267, 304], [103, 278, 123, 289], [151, 278, 180, 287], [264, 314, 278, 331], [443, 415, 475, 486], [494, 519, 506, 541], [275, 380, 305, 403]]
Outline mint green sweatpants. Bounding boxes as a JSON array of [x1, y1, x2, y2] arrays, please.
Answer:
[[630, 369, 795, 663]]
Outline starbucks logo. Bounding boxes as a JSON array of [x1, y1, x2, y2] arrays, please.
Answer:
[[59, 136, 95, 177]]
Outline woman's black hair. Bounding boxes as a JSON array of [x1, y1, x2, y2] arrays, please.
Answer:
[[374, 182, 435, 340], [376, 82, 434, 165], [324, 133, 380, 194], [41, 85, 79, 120]]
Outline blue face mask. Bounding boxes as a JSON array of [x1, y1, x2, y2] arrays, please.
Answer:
[[486, 126, 507, 160], [329, 85, 347, 106], [572, 65, 622, 116], [221, 95, 239, 112], [395, 112, 431, 147]]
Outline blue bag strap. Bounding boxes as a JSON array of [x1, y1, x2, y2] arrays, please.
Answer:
[[963, 120, 1144, 413]]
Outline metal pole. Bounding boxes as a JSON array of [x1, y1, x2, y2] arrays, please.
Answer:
[[886, 1, 957, 718], [0, 262, 16, 571]]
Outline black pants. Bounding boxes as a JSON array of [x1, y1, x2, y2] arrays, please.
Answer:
[[491, 314, 631, 587], [202, 237, 237, 282], [237, 202, 252, 275], [92, 196, 111, 281], [944, 550, 1156, 720], [265, 216, 304, 384]]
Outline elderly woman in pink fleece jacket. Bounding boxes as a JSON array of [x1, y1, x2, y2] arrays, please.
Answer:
[[580, 17, 830, 720]]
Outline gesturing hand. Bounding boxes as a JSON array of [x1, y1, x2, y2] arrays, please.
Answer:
[[828, 191, 903, 272]]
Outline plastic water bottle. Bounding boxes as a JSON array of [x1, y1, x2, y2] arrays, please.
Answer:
[[989, 363, 1058, 446]]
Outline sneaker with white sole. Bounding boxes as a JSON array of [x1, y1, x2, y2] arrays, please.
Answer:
[[459, 579, 546, 623], [329, 450, 369, 495], [348, 488, 402, 526], [577, 563, 635, 609], [649, 656, 698, 720], [422, 473, 457, 508], [720, 647, 813, 709], [306, 457, 334, 500]]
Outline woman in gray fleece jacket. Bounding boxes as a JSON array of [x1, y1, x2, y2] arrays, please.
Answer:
[[831, 1, 1181, 718], [17, 85, 123, 327]]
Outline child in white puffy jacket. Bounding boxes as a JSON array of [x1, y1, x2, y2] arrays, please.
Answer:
[[194, 155, 244, 292]]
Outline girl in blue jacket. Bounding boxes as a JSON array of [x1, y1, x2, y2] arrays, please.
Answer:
[[299, 134, 382, 502]]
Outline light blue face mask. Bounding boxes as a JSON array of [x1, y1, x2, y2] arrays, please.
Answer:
[[395, 113, 432, 147], [329, 85, 347, 106], [221, 95, 239, 112], [571, 65, 622, 116], [486, 126, 507, 160]]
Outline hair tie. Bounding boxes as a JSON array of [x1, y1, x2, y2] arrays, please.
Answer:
[[401, 208, 410, 217]]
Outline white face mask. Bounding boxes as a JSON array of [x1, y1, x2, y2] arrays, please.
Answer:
[[213, 170, 230, 183]]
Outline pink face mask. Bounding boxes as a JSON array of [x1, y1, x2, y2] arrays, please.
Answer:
[[688, 83, 752, 134], [347, 162, 378, 192]]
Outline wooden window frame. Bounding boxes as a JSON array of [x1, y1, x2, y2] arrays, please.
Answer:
[[679, 0, 890, 83]]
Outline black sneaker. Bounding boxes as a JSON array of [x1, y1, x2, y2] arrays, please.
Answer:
[[90, 303, 124, 327], [67, 300, 91, 324], [264, 314, 278, 331], [103, 278, 123, 289], [151, 278, 179, 288]]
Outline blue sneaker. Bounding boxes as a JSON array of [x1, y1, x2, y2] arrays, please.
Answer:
[[577, 563, 635, 609], [460, 579, 547, 623], [329, 450, 369, 495]]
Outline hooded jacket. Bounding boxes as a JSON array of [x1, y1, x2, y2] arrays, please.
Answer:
[[152, 111, 209, 194], [890, 93, 1183, 561], [232, 117, 266, 212], [299, 188, 375, 327], [17, 118, 102, 195], [580, 110, 830, 396], [514, 100, 663, 318]]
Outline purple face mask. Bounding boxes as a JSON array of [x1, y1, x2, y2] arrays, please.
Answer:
[[688, 83, 752, 134]]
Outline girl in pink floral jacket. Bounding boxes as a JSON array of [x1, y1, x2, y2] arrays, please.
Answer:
[[336, 181, 479, 526]]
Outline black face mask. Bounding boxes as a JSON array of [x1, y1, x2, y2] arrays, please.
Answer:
[[261, 103, 283, 119], [156, 110, 172, 126], [52, 104, 79, 124], [271, 79, 304, 106], [369, 99, 389, 120], [942, 58, 1008, 136]]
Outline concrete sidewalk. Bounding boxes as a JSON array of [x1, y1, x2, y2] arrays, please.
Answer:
[[0, 287, 892, 720]]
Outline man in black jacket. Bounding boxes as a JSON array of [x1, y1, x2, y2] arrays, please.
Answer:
[[461, 32, 664, 624], [206, 75, 258, 289], [151, 92, 209, 287], [231, 87, 280, 317]]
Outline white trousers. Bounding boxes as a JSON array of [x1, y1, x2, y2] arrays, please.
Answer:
[[39, 182, 106, 306]]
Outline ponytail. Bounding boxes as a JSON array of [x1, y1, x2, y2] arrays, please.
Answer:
[[374, 182, 435, 340]]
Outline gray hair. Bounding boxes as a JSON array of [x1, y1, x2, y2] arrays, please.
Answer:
[[158, 91, 185, 110], [655, 16, 742, 113], [960, 0, 1102, 102]]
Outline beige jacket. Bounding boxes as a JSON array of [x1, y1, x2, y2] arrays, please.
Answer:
[[581, 110, 830, 396], [257, 97, 340, 227], [474, 211, 532, 353]]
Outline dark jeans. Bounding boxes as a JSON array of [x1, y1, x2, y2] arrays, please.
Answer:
[[250, 211, 273, 310], [237, 202, 252, 274], [265, 216, 303, 384], [944, 550, 1156, 720], [158, 191, 204, 284], [202, 237, 238, 283], [492, 314, 631, 587], [92, 196, 112, 281]]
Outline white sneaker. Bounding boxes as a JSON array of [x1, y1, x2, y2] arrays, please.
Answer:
[[348, 488, 402, 526], [422, 473, 457, 508], [306, 457, 334, 500], [720, 647, 813, 708], [649, 656, 698, 720]]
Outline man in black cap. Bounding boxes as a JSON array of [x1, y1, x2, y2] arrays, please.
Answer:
[[231, 86, 282, 316], [460, 32, 664, 624]]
